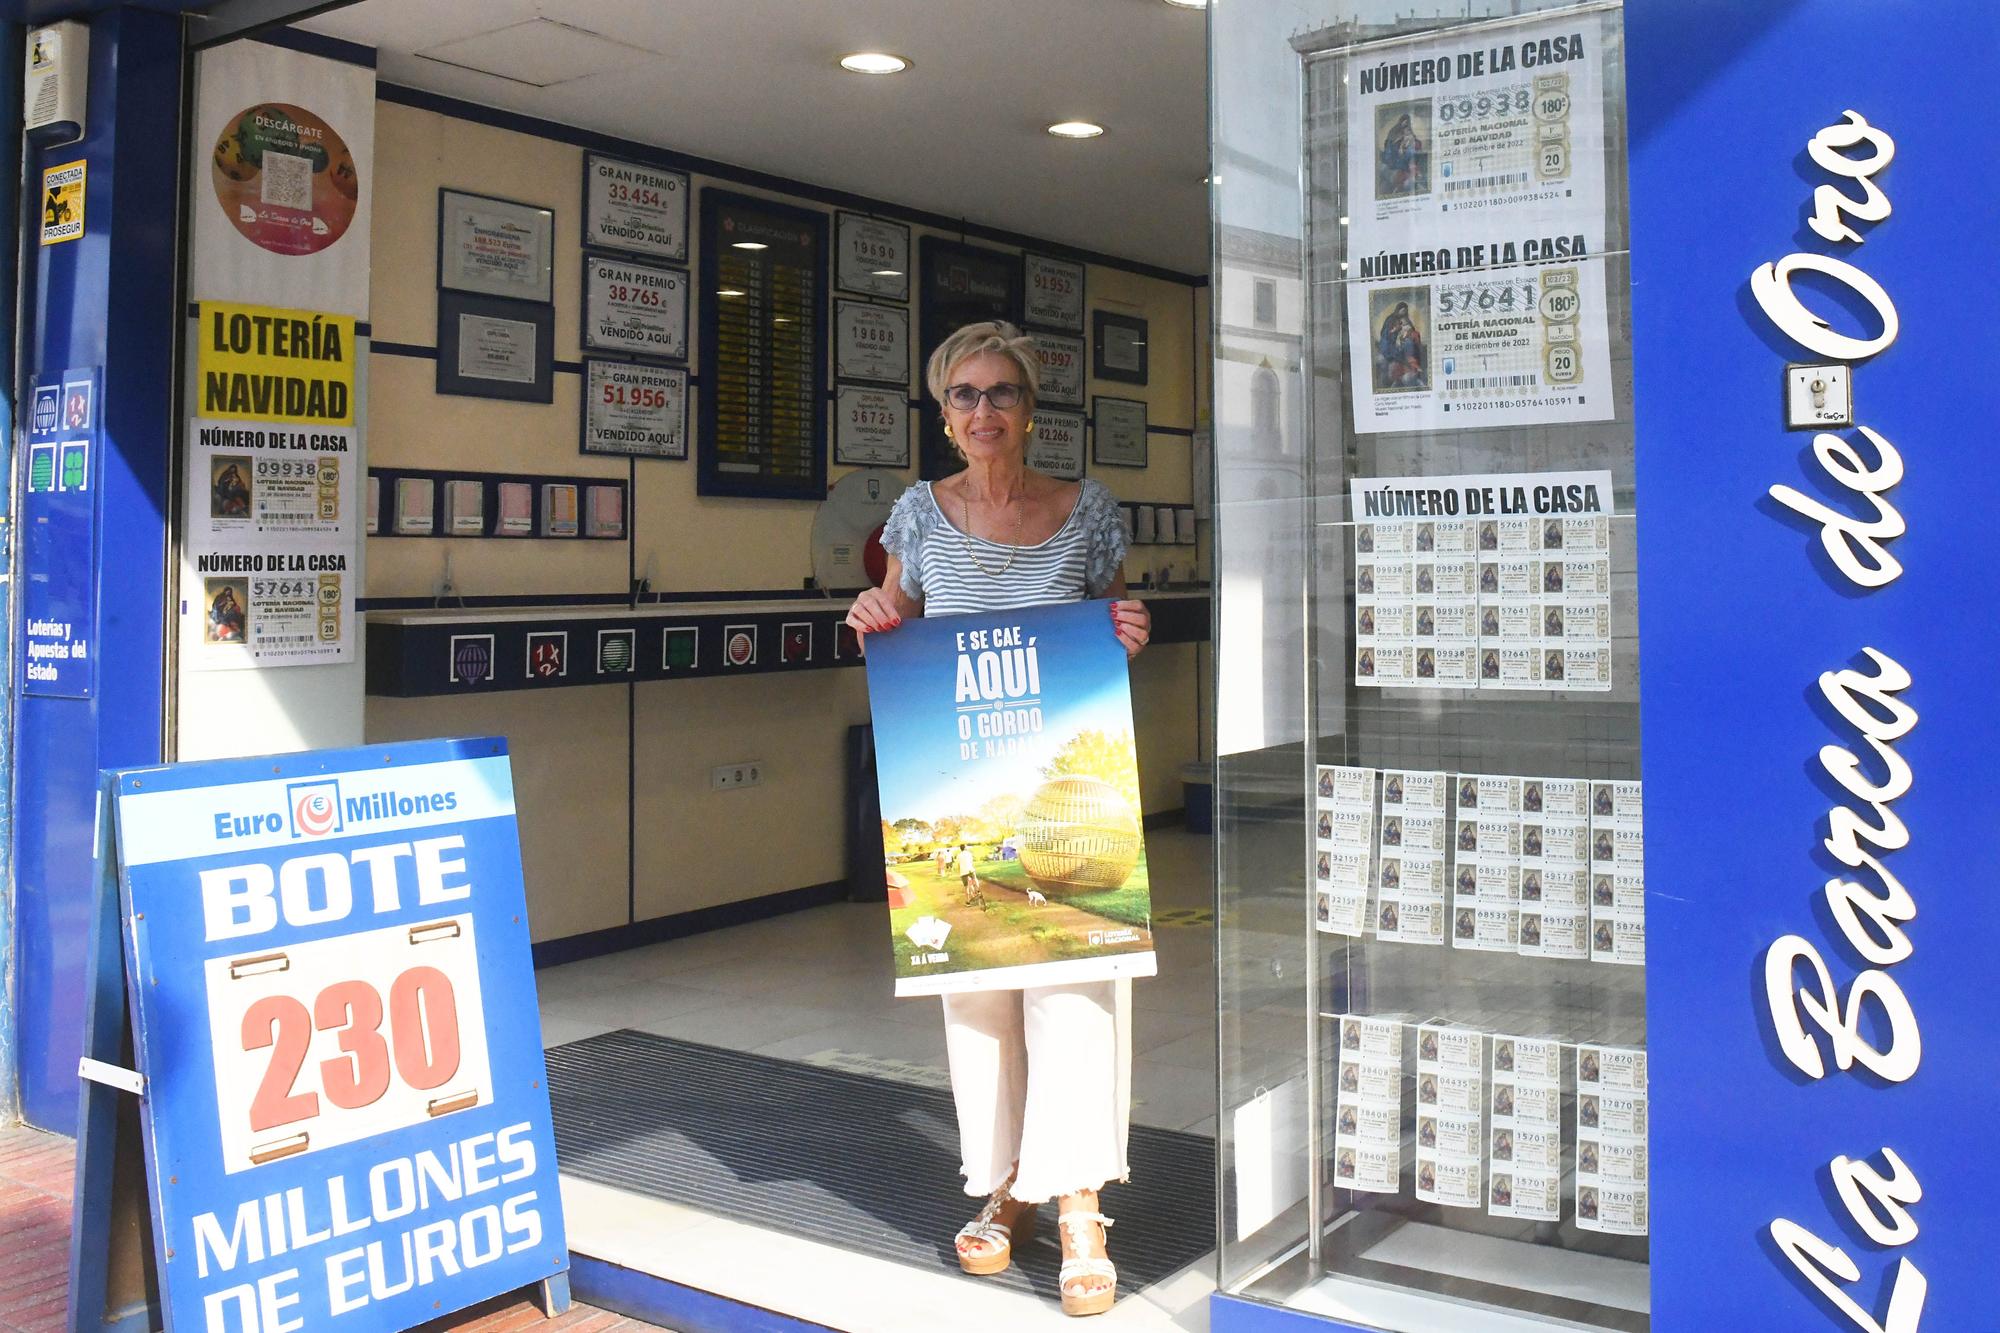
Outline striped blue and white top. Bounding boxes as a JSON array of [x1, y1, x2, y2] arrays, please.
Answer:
[[880, 478, 1128, 617]]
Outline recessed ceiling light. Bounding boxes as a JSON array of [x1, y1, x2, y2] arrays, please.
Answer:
[[717, 288, 746, 297], [731, 241, 768, 251], [1162, 0, 1208, 8], [1048, 121, 1105, 139], [839, 51, 910, 75], [871, 269, 904, 277]]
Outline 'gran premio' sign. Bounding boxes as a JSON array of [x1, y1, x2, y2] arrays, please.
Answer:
[[1751, 110, 1925, 1333]]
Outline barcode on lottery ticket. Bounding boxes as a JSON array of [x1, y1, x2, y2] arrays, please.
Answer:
[[1443, 172, 1529, 195], [259, 150, 313, 211], [1444, 374, 1537, 391], [261, 635, 316, 647]]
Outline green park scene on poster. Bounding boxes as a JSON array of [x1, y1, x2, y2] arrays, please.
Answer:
[[863, 598, 1158, 996]]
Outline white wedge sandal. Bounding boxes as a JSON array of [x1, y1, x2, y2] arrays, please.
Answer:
[[956, 1187, 1036, 1276], [1057, 1209, 1117, 1317]]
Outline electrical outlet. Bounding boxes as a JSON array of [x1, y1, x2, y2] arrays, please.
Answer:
[[711, 762, 763, 790]]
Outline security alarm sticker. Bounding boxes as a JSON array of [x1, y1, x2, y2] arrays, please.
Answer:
[[41, 159, 84, 244]]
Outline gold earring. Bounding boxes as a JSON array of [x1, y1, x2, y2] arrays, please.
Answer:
[[944, 425, 954, 439], [1026, 419, 1036, 434]]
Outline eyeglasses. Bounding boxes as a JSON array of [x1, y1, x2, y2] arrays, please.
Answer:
[[944, 382, 1025, 412]]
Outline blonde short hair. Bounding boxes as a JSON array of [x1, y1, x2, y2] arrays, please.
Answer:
[[925, 320, 1039, 411]]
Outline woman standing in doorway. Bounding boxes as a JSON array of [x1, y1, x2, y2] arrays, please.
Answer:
[[845, 321, 1150, 1317]]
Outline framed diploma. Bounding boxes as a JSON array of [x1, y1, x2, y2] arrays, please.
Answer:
[[583, 254, 690, 360], [1027, 408, 1085, 481], [1024, 253, 1085, 333], [835, 212, 911, 302], [437, 189, 554, 303], [1092, 395, 1148, 468], [1029, 332, 1085, 408], [582, 153, 688, 261], [1093, 310, 1150, 385], [435, 291, 554, 403], [581, 358, 688, 459], [834, 299, 910, 385], [833, 385, 911, 468]]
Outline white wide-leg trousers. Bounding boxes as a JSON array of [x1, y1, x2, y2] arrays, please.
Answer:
[[941, 978, 1133, 1204]]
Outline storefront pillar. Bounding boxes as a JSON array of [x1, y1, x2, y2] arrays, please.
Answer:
[[9, 5, 183, 1132]]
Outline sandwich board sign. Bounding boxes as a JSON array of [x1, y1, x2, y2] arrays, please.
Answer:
[[68, 737, 570, 1332]]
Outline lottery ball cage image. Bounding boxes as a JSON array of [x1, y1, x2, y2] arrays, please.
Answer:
[[1018, 775, 1141, 893]]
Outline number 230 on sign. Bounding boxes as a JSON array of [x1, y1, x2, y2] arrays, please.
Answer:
[[204, 914, 493, 1174]]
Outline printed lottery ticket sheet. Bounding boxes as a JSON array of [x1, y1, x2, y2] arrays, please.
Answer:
[[1352, 471, 1614, 693], [1576, 1043, 1648, 1235], [1340, 13, 1616, 433], [1589, 780, 1645, 966], [1415, 1024, 1485, 1209], [1309, 765, 1643, 965], [1314, 765, 1378, 937], [1376, 769, 1449, 945], [1487, 1034, 1564, 1221], [1334, 1015, 1408, 1194]]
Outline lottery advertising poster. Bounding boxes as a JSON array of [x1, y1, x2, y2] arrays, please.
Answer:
[[864, 599, 1157, 996], [185, 301, 359, 669], [107, 738, 568, 1331], [192, 41, 375, 318], [1341, 11, 1613, 433]]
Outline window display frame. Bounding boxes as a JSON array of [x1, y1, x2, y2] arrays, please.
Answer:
[[1210, 3, 1648, 1330]]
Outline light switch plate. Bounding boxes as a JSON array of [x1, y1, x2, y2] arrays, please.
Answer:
[[1785, 363, 1853, 430]]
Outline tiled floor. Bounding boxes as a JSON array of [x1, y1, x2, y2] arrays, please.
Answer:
[[538, 824, 1220, 1331], [0, 1125, 662, 1333]]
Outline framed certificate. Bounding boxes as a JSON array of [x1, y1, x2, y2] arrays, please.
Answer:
[[1030, 332, 1085, 407], [1093, 310, 1150, 385], [582, 153, 688, 261], [437, 189, 554, 303], [1093, 395, 1148, 468], [1027, 408, 1085, 481], [435, 291, 554, 403], [582, 254, 690, 360], [836, 212, 911, 301], [581, 359, 688, 459], [1025, 253, 1085, 333], [834, 299, 910, 385], [833, 385, 911, 467]]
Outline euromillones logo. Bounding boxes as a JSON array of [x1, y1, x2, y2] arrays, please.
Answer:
[[286, 779, 344, 838]]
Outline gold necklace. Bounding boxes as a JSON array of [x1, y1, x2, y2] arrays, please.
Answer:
[[960, 487, 1026, 577]]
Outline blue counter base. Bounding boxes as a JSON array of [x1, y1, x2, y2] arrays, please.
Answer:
[[570, 1253, 841, 1333], [1211, 1292, 1377, 1333]]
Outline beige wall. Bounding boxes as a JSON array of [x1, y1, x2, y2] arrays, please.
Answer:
[[363, 101, 1208, 941]]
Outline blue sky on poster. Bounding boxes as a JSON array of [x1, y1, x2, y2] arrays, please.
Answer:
[[865, 601, 1136, 826]]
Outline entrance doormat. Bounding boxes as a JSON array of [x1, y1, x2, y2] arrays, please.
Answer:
[[545, 1029, 1216, 1301]]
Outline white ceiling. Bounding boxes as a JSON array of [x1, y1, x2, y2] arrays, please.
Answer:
[[299, 0, 1212, 275]]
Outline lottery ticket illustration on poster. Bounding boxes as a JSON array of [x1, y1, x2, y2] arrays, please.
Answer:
[[1314, 765, 1378, 937], [1589, 780, 1645, 965], [1333, 1015, 1405, 1194], [1352, 472, 1613, 692], [1414, 1023, 1483, 1208], [1576, 1043, 1648, 1235], [1488, 1033, 1563, 1221], [1347, 263, 1613, 433], [1343, 15, 1609, 257]]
